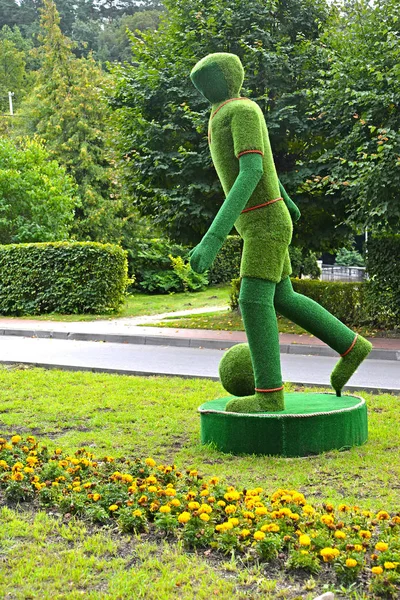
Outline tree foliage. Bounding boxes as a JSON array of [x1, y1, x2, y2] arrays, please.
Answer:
[[0, 137, 78, 244], [19, 0, 128, 243], [301, 0, 400, 236], [112, 0, 335, 246]]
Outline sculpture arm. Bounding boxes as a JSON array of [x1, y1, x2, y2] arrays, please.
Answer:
[[279, 180, 301, 223], [190, 153, 263, 273]]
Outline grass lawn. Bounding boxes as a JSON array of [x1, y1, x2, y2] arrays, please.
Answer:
[[3, 285, 231, 323], [0, 366, 399, 599]]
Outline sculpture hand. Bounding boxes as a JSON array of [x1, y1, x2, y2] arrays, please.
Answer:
[[189, 233, 223, 274], [289, 204, 301, 223]]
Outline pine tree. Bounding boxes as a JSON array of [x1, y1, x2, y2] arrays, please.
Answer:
[[20, 0, 127, 243]]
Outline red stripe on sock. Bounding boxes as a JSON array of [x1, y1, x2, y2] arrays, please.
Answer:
[[255, 386, 284, 393], [341, 334, 358, 357], [237, 150, 264, 158]]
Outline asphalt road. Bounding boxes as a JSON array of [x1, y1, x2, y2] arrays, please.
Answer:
[[0, 335, 398, 394]]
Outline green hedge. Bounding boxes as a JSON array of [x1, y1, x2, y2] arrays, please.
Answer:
[[230, 277, 366, 326], [366, 235, 400, 329], [209, 236, 242, 284], [0, 242, 128, 315]]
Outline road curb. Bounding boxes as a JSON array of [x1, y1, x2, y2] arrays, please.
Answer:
[[0, 328, 398, 361]]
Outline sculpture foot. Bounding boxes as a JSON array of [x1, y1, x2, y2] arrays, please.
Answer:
[[225, 390, 284, 413], [331, 335, 372, 396]]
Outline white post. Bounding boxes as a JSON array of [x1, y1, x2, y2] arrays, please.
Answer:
[[8, 92, 14, 116]]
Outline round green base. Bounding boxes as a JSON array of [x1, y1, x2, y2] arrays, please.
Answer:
[[198, 393, 368, 457]]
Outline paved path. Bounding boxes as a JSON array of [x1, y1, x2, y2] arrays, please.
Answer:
[[0, 335, 398, 395]]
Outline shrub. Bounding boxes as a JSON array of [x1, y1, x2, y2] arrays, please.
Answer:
[[208, 236, 242, 284], [366, 235, 400, 329], [289, 247, 321, 279], [0, 242, 128, 315], [230, 277, 366, 326], [132, 238, 207, 294]]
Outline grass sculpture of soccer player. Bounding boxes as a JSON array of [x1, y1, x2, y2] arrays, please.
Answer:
[[189, 52, 372, 413]]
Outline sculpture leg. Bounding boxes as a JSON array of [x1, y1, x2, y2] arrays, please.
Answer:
[[274, 277, 372, 396], [225, 277, 284, 413]]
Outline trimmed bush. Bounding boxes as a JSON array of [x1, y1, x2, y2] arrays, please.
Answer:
[[230, 277, 366, 326], [366, 235, 400, 329], [208, 236, 242, 284], [0, 242, 128, 315]]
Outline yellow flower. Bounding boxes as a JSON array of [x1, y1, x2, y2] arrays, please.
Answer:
[[188, 501, 200, 511], [109, 504, 119, 511], [159, 505, 171, 514], [200, 489, 209, 497], [253, 531, 266, 541], [92, 493, 101, 501], [170, 498, 181, 507], [242, 511, 255, 520], [335, 530, 346, 540], [132, 509, 142, 517], [189, 470, 198, 477], [145, 458, 156, 467], [217, 500, 226, 508], [148, 486, 157, 493], [240, 529, 251, 538], [11, 435, 21, 445], [178, 512, 191, 524], [255, 507, 268, 516], [354, 544, 364, 553], [289, 512, 300, 521], [261, 523, 280, 533], [359, 530, 371, 539], [146, 476, 157, 484], [26, 456, 38, 466], [346, 559, 358, 568], [224, 491, 241, 502], [207, 497, 216, 504], [375, 542, 389, 552], [384, 562, 397, 570], [320, 548, 340, 562], [321, 514, 335, 526], [200, 513, 210, 522], [302, 505, 315, 515], [199, 504, 212, 514], [228, 518, 239, 527], [11, 472, 24, 481], [208, 477, 219, 485], [338, 504, 350, 512], [371, 566, 383, 575], [376, 511, 390, 520], [299, 534, 311, 546], [225, 504, 237, 515], [0, 460, 8, 469], [292, 492, 306, 505]]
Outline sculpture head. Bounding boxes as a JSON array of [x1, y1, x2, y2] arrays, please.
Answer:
[[190, 52, 244, 104]]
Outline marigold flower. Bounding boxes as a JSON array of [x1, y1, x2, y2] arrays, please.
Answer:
[[150, 501, 160, 512], [292, 493, 306, 505], [384, 562, 397, 570], [145, 458, 156, 467], [338, 504, 350, 512], [253, 531, 266, 541], [208, 477, 219, 485], [109, 504, 119, 511], [146, 476, 157, 484], [200, 513, 210, 522], [371, 566, 383, 575], [228, 518, 239, 527], [289, 513, 300, 521], [240, 529, 251, 538], [189, 470, 198, 477], [200, 489, 209, 497], [302, 505, 315, 515], [217, 500, 226, 508], [255, 507, 268, 516], [225, 504, 236, 515], [354, 544, 364, 553], [92, 493, 101, 501], [207, 497, 216, 504], [164, 488, 176, 497], [321, 514, 334, 525], [224, 491, 241, 502], [376, 511, 390, 520], [11, 435, 21, 445], [359, 530, 371, 539], [335, 531, 346, 540], [132, 509, 142, 517], [320, 547, 340, 562], [170, 498, 181, 507], [188, 501, 200, 511], [178, 512, 191, 524], [299, 534, 311, 546], [325, 503, 334, 513], [261, 523, 280, 533], [199, 504, 212, 514], [148, 486, 157, 493], [159, 505, 171, 514], [346, 559, 357, 568], [11, 472, 24, 481], [138, 495, 148, 505], [375, 542, 389, 552]]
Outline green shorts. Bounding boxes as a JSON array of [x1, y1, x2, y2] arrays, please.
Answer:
[[240, 237, 292, 283]]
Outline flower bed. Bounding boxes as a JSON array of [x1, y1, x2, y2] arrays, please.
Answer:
[[1, 435, 399, 597]]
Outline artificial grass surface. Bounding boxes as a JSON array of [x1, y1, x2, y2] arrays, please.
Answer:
[[0, 367, 398, 599]]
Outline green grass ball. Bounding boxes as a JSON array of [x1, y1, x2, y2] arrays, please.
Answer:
[[219, 343, 254, 397]]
